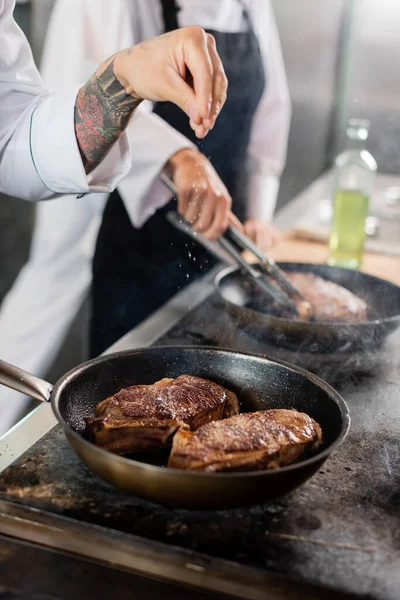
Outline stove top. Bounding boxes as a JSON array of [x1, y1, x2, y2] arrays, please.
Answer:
[[0, 294, 399, 599], [158, 295, 393, 387]]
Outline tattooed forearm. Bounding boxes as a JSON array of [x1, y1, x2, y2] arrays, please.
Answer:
[[75, 58, 142, 173]]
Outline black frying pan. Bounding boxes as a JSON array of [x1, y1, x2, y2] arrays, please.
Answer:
[[215, 263, 400, 353], [0, 346, 349, 510]]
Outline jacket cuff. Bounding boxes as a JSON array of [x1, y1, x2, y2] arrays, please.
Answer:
[[246, 173, 280, 222], [118, 109, 195, 228]]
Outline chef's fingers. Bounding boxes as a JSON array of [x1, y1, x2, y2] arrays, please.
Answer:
[[201, 198, 231, 240], [184, 30, 227, 137], [189, 118, 209, 139], [166, 72, 209, 140], [181, 185, 235, 239], [256, 227, 280, 250], [196, 170, 233, 237], [183, 189, 206, 224], [243, 219, 280, 250], [181, 27, 214, 121], [194, 123, 209, 139], [228, 212, 245, 232], [176, 186, 191, 217], [202, 34, 228, 131], [197, 171, 233, 237], [255, 229, 272, 250], [192, 194, 217, 234], [188, 36, 227, 135], [165, 69, 201, 126]]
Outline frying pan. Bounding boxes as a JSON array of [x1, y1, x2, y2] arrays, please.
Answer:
[[0, 346, 349, 510], [216, 263, 400, 353]]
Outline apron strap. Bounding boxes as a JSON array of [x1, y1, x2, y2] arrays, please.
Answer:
[[160, 0, 181, 32], [238, 0, 252, 29]]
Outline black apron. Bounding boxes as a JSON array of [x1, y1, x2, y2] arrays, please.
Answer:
[[90, 0, 266, 356]]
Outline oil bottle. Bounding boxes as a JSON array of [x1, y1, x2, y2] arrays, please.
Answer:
[[328, 118, 377, 269]]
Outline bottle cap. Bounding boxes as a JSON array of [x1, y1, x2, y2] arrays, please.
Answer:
[[347, 118, 370, 141]]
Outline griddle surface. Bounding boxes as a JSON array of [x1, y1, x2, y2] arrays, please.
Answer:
[[0, 294, 399, 600]]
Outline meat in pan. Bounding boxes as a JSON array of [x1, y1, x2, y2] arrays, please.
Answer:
[[168, 409, 323, 472], [249, 272, 368, 323], [86, 375, 239, 454], [288, 273, 368, 322]]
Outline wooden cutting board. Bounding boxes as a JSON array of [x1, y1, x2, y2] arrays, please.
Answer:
[[244, 231, 400, 286]]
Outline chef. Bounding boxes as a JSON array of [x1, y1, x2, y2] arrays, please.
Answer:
[[0, 1, 290, 426], [0, 0, 230, 433], [0, 0, 227, 207], [91, 0, 291, 355]]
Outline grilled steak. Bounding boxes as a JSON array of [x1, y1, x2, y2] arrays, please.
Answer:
[[250, 272, 368, 323], [168, 409, 322, 472], [86, 375, 239, 455], [286, 273, 368, 322]]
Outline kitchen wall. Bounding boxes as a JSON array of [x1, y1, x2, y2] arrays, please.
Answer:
[[335, 0, 400, 174], [271, 0, 347, 208]]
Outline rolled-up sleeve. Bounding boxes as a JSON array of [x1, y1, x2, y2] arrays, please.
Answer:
[[30, 87, 131, 198], [0, 0, 131, 200]]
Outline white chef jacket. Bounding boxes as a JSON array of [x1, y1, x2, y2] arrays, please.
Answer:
[[0, 0, 131, 200], [0, 0, 291, 435], [41, 0, 291, 225]]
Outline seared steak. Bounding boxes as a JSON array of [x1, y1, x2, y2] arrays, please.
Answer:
[[286, 273, 368, 322], [251, 272, 368, 323], [168, 409, 322, 472], [86, 375, 239, 455]]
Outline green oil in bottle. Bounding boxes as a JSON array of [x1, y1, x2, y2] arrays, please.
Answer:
[[328, 189, 369, 269]]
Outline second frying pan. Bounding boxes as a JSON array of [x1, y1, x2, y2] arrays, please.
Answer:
[[0, 346, 349, 510], [216, 263, 400, 353]]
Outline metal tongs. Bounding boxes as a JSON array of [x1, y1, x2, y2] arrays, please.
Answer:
[[161, 173, 313, 320]]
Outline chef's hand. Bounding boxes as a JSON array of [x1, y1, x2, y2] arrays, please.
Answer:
[[165, 148, 242, 240], [115, 26, 227, 139], [243, 218, 280, 251], [77, 27, 227, 173]]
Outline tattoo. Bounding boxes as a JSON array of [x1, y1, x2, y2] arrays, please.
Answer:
[[75, 59, 141, 173]]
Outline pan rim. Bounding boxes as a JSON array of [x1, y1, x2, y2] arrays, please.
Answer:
[[52, 345, 350, 479], [215, 263, 400, 327]]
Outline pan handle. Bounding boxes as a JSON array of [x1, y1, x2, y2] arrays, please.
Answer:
[[0, 359, 52, 403]]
